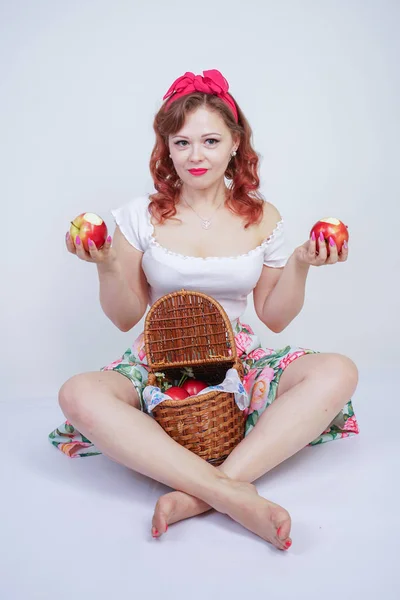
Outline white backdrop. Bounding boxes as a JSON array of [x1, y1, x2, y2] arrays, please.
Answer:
[[1, 0, 399, 401]]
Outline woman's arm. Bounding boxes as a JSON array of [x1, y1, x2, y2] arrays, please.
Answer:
[[254, 226, 348, 333], [253, 255, 310, 333], [97, 226, 149, 331]]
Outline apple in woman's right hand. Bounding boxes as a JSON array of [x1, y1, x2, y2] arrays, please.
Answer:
[[66, 214, 115, 265], [70, 212, 108, 251]]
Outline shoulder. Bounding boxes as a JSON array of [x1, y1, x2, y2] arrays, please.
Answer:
[[257, 200, 288, 267], [258, 200, 283, 241], [119, 194, 151, 212], [111, 194, 152, 252], [111, 194, 150, 216], [111, 194, 151, 222]]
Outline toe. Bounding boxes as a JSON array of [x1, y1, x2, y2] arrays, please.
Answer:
[[275, 515, 292, 549], [152, 500, 169, 538], [283, 538, 292, 551], [276, 514, 291, 540], [151, 518, 168, 538]]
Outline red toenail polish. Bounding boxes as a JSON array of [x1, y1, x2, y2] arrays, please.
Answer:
[[277, 527, 282, 537], [152, 528, 159, 537], [285, 540, 292, 549], [165, 525, 168, 532]]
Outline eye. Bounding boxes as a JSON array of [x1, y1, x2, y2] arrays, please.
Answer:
[[205, 138, 219, 146], [174, 140, 189, 147]]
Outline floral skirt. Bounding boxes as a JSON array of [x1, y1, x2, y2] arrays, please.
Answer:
[[49, 320, 359, 458]]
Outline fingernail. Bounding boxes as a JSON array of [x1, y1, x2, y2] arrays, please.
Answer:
[[284, 539, 292, 549], [329, 236, 335, 247], [66, 232, 70, 240], [343, 240, 348, 249], [107, 235, 112, 243], [76, 236, 81, 245], [319, 232, 324, 242], [88, 238, 93, 247], [311, 231, 316, 241]]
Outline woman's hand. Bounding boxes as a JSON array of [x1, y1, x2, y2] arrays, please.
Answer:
[[294, 231, 348, 267], [65, 231, 117, 265]]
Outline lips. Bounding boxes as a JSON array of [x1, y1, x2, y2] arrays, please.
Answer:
[[188, 169, 208, 176]]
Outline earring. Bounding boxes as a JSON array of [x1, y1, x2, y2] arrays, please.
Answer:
[[169, 154, 172, 158], [231, 150, 237, 157]]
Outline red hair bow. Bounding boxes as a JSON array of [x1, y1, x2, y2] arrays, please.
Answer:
[[163, 69, 238, 122]]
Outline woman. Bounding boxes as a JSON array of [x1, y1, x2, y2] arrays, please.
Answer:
[[50, 69, 359, 551]]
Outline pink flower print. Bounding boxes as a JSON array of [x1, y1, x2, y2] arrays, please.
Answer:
[[343, 416, 359, 434], [59, 442, 91, 458], [239, 322, 255, 335], [248, 367, 275, 412], [250, 378, 271, 412], [248, 348, 271, 362], [279, 350, 307, 370], [132, 333, 146, 362], [243, 369, 258, 395], [259, 366, 275, 382], [234, 332, 254, 356], [103, 358, 123, 370]]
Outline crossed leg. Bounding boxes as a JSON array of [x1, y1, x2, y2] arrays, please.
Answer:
[[151, 353, 358, 542], [59, 369, 314, 550]]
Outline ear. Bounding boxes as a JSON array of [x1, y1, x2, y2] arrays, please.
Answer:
[[232, 134, 240, 153]]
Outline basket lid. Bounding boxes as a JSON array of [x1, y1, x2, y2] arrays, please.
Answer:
[[144, 290, 237, 381]]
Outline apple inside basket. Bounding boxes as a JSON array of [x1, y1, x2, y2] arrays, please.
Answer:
[[145, 362, 247, 466]]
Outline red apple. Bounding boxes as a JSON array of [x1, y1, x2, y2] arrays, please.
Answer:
[[164, 386, 190, 400], [310, 217, 349, 253], [182, 379, 208, 396], [70, 212, 108, 252]]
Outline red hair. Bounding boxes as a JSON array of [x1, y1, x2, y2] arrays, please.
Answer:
[[149, 93, 264, 228]]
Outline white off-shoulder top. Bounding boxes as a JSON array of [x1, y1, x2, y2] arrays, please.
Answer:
[[111, 195, 288, 322]]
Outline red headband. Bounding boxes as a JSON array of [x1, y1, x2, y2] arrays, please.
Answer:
[[162, 69, 239, 122]]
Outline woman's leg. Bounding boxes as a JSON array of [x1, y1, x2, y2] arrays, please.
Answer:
[[152, 353, 358, 534], [58, 370, 292, 550]]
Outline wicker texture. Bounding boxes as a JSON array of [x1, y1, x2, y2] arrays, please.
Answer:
[[144, 290, 246, 465]]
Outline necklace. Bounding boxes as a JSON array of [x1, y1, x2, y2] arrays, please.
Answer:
[[183, 197, 224, 230]]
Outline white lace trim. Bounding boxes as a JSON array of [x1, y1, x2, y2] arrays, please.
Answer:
[[145, 202, 284, 262]]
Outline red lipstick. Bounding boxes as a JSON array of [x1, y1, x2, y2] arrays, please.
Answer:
[[188, 169, 208, 176]]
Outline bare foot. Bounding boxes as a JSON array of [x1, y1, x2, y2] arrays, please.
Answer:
[[152, 483, 292, 551], [151, 491, 210, 538], [214, 480, 292, 550]]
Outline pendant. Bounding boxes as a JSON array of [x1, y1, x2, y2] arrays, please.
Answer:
[[201, 220, 211, 230]]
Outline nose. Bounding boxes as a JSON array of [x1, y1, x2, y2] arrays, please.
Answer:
[[188, 144, 204, 163]]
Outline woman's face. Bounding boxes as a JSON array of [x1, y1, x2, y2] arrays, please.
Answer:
[[168, 107, 238, 191]]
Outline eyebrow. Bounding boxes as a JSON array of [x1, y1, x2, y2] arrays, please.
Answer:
[[171, 132, 222, 139]]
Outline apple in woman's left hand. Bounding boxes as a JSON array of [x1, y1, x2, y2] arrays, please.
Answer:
[[294, 231, 349, 267]]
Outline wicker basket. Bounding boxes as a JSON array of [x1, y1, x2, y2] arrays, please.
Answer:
[[144, 289, 246, 465]]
